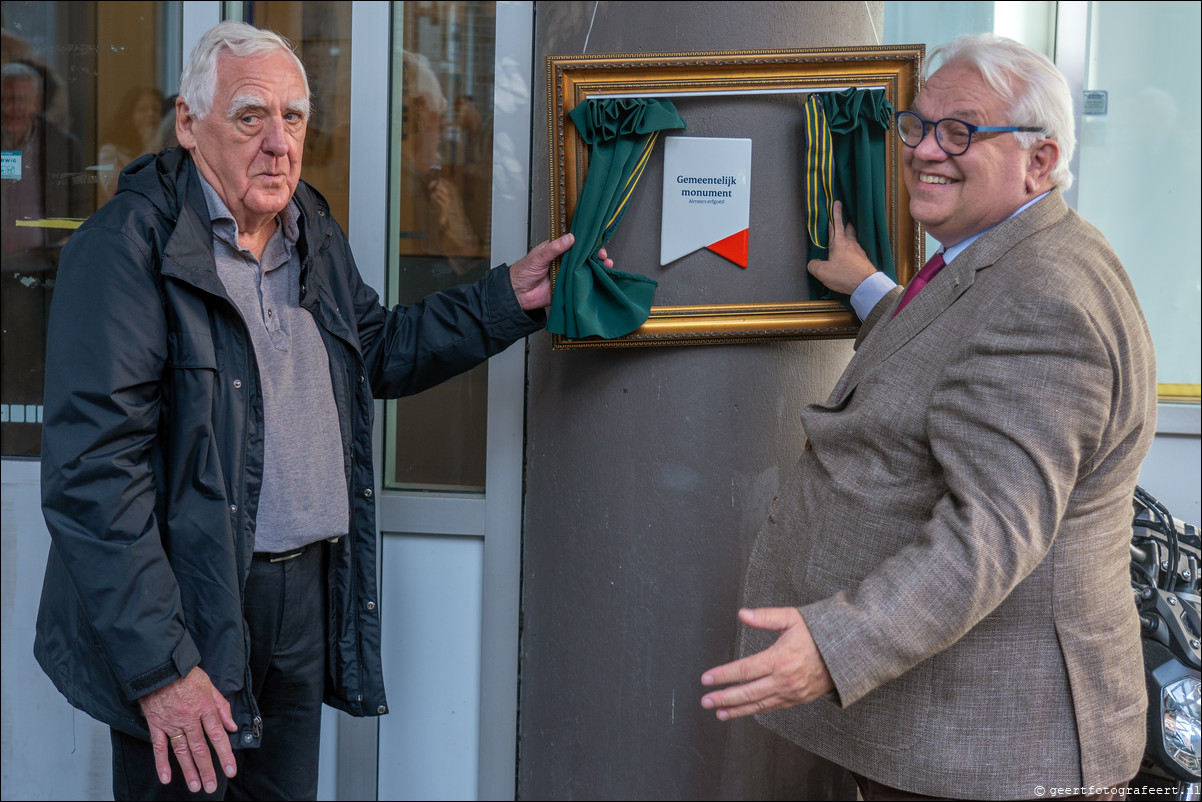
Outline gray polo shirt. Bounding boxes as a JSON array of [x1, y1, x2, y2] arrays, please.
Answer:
[[201, 178, 349, 552]]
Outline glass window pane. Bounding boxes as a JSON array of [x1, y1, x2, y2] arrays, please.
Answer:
[[243, 1, 352, 225], [384, 1, 497, 493], [2, 1, 181, 457], [1076, 1, 1201, 399]]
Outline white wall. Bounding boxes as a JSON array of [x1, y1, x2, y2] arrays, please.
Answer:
[[1, 460, 111, 800]]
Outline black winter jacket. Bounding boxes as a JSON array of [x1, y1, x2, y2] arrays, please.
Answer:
[[34, 148, 541, 743]]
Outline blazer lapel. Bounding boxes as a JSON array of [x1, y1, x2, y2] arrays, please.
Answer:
[[828, 190, 1071, 405], [829, 261, 976, 402]]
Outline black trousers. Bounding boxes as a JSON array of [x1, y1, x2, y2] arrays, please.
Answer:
[[112, 542, 327, 801]]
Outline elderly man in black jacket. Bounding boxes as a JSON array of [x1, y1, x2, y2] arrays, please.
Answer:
[[34, 21, 598, 801]]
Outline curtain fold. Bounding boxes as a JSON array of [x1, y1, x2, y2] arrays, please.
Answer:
[[803, 88, 896, 303], [548, 97, 685, 339]]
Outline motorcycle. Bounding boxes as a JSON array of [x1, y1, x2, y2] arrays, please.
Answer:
[[1130, 486, 1201, 799]]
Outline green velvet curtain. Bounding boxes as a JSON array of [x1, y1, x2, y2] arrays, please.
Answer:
[[803, 88, 896, 303], [547, 97, 685, 339]]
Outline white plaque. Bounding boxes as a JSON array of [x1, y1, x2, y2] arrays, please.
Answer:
[[660, 136, 751, 267]]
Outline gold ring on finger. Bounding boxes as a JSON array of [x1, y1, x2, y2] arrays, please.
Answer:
[[169, 734, 185, 740]]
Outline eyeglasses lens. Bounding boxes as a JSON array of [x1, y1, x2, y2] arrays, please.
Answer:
[[897, 114, 972, 155], [897, 113, 925, 146], [935, 120, 972, 155]]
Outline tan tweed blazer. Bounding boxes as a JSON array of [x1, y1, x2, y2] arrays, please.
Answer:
[[741, 190, 1157, 799]]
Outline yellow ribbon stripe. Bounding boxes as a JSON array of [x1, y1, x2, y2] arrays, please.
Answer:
[[803, 97, 833, 249], [605, 131, 660, 234]]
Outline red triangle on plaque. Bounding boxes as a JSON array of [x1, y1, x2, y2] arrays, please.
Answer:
[[705, 228, 749, 268]]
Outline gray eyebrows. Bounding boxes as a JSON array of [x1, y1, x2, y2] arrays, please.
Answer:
[[285, 97, 311, 119], [226, 93, 266, 119], [226, 92, 311, 120]]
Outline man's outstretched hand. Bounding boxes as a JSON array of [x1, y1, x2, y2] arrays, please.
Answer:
[[700, 607, 835, 721], [510, 233, 613, 311], [806, 201, 877, 296]]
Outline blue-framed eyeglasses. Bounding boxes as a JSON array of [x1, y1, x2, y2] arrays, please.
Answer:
[[894, 110, 1045, 156]]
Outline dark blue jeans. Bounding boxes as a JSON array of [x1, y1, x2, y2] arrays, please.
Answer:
[[112, 542, 327, 801]]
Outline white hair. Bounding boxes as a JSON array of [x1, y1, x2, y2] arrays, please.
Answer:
[[1, 61, 43, 95], [929, 33, 1076, 190], [178, 21, 311, 120]]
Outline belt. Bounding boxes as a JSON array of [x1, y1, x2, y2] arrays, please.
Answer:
[[252, 542, 317, 563]]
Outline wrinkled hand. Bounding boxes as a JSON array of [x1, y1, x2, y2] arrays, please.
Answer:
[[509, 234, 613, 312], [139, 666, 238, 793], [806, 201, 877, 296], [700, 607, 835, 721]]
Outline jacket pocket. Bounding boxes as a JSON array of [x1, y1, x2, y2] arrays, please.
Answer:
[[164, 329, 224, 499], [167, 330, 217, 370]]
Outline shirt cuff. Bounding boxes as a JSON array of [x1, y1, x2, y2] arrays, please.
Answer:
[[850, 271, 899, 321]]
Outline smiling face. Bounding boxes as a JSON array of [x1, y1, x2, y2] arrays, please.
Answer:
[[903, 61, 1057, 248], [176, 50, 308, 238]]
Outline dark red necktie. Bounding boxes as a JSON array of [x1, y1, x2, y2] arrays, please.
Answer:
[[892, 251, 946, 318]]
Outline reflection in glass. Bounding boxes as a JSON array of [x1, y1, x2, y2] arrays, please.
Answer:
[[1077, 0, 1201, 397], [1, 1, 180, 457], [245, 1, 353, 225], [385, 2, 497, 493], [97, 85, 164, 202]]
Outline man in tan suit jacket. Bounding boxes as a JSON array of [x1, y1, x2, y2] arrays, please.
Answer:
[[700, 34, 1157, 801]]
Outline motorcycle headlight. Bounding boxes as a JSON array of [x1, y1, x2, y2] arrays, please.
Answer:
[[1162, 676, 1201, 775]]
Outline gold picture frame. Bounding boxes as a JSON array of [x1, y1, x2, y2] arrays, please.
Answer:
[[547, 45, 924, 349]]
